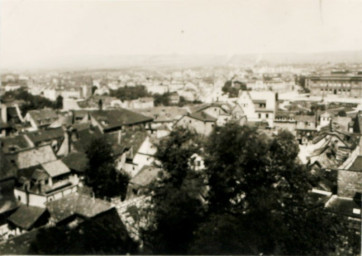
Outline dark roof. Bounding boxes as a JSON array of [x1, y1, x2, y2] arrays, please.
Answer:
[[28, 109, 58, 126], [295, 115, 316, 123], [0, 229, 38, 254], [8, 205, 47, 230], [72, 126, 103, 152], [188, 111, 217, 122], [0, 178, 19, 215], [62, 152, 89, 173], [46, 193, 112, 224], [90, 109, 153, 131], [349, 155, 362, 172], [0, 134, 33, 153], [0, 150, 17, 181], [26, 127, 64, 145]]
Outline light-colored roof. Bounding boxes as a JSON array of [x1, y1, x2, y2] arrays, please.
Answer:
[[16, 145, 57, 169], [41, 159, 70, 177]]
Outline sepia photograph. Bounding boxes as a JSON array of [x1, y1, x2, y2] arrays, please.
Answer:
[[0, 0, 361, 255]]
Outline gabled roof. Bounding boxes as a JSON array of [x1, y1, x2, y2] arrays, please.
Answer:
[[41, 160, 70, 177], [188, 111, 217, 122], [8, 205, 47, 230], [62, 152, 88, 173], [46, 193, 112, 224], [15, 145, 57, 169], [26, 127, 64, 145], [90, 109, 153, 131]]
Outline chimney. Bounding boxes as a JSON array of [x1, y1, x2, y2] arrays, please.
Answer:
[[98, 99, 103, 111], [118, 130, 122, 145]]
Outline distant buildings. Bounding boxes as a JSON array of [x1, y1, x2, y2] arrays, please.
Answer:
[[305, 73, 362, 98]]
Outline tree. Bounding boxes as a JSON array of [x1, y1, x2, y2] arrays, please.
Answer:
[[190, 124, 354, 255], [153, 92, 171, 106], [110, 85, 151, 101], [140, 127, 206, 254], [338, 110, 347, 117], [85, 137, 129, 199], [55, 95, 63, 109]]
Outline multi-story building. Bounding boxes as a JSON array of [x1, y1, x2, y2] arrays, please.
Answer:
[[305, 73, 362, 98]]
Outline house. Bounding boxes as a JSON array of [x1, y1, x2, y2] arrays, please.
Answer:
[[139, 106, 189, 130], [295, 115, 318, 144], [237, 91, 276, 127], [126, 165, 162, 199], [5, 144, 57, 170], [189, 153, 205, 172], [24, 109, 58, 130], [176, 111, 216, 136], [169, 92, 180, 105], [274, 110, 297, 134], [127, 97, 154, 109], [89, 109, 153, 134], [319, 112, 333, 128]]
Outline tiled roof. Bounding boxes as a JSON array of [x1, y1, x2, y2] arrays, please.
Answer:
[[0, 134, 33, 153], [62, 152, 89, 173], [295, 115, 316, 123], [41, 160, 70, 177], [28, 109, 58, 126], [90, 109, 153, 131], [188, 111, 217, 122], [26, 127, 64, 145], [46, 193, 112, 223], [15, 145, 57, 169], [8, 205, 47, 230]]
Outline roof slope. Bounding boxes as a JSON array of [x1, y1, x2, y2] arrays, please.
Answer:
[[91, 109, 153, 130], [62, 152, 88, 173], [26, 127, 64, 145], [8, 205, 47, 230], [46, 193, 112, 223], [41, 160, 70, 177], [131, 165, 161, 187]]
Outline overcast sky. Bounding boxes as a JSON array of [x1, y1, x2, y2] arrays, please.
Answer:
[[1, 0, 362, 69]]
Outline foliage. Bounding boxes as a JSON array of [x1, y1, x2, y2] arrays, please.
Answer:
[[153, 92, 171, 106], [110, 85, 151, 101], [338, 110, 347, 116], [140, 127, 206, 254], [3, 89, 59, 115], [55, 95, 63, 109], [85, 137, 129, 199], [222, 80, 246, 97], [29, 208, 138, 254]]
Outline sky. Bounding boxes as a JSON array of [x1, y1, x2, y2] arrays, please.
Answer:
[[1, 0, 362, 69]]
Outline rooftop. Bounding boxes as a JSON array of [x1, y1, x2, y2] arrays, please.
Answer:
[[46, 193, 112, 224], [62, 152, 89, 173], [7, 204, 47, 230], [90, 109, 153, 131]]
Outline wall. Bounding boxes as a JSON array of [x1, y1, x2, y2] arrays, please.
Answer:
[[176, 115, 214, 136]]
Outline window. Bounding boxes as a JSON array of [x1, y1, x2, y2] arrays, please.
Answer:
[[196, 160, 201, 167], [189, 120, 192, 124], [266, 114, 269, 118], [258, 113, 261, 118]]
